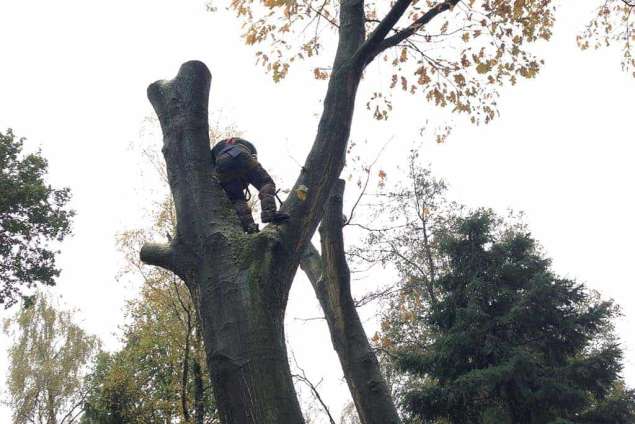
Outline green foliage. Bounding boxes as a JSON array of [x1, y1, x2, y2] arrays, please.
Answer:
[[81, 278, 216, 424], [393, 210, 634, 424], [3, 293, 100, 424], [359, 162, 634, 423], [0, 129, 74, 308]]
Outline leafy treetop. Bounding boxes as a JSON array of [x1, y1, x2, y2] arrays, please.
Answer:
[[217, 0, 556, 123], [0, 129, 74, 308]]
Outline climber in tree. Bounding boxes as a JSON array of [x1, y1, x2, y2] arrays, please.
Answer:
[[211, 137, 289, 233]]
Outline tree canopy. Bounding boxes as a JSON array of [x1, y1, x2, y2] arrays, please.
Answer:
[[0, 129, 74, 308], [220, 0, 556, 123]]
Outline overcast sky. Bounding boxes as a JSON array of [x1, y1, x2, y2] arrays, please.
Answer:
[[1, 0, 634, 422]]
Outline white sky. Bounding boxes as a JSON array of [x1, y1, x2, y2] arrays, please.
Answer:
[[1, 0, 634, 422]]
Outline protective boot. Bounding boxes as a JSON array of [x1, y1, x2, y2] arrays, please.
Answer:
[[233, 199, 259, 234], [259, 183, 289, 224]]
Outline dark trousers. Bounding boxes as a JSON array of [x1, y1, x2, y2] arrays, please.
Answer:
[[216, 150, 276, 230]]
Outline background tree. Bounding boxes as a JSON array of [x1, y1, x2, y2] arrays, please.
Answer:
[[578, 0, 635, 77], [0, 129, 74, 308], [3, 293, 100, 424], [387, 210, 635, 423], [80, 277, 216, 424], [82, 192, 217, 424]]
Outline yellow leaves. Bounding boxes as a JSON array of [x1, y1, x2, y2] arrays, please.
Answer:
[[476, 62, 493, 74], [313, 68, 329, 80], [440, 20, 449, 34], [399, 47, 408, 63], [513, 0, 525, 20], [367, 92, 393, 120], [263, 0, 297, 15], [435, 124, 453, 144], [245, 29, 258, 46], [271, 61, 289, 82], [426, 88, 446, 107], [518, 61, 539, 79], [371, 332, 381, 344], [462, 32, 470, 43], [415, 66, 431, 85], [377, 170, 387, 189], [475, 63, 490, 74], [453, 73, 466, 87], [295, 185, 308, 201]]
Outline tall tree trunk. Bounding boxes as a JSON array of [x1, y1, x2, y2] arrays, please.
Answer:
[[300, 181, 401, 424]]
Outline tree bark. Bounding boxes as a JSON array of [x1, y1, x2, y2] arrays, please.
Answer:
[[300, 181, 401, 424]]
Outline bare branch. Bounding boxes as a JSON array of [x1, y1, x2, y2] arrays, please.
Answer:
[[345, 139, 390, 226], [291, 355, 337, 424]]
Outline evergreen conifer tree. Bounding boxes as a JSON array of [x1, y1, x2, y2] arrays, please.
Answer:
[[396, 211, 635, 424]]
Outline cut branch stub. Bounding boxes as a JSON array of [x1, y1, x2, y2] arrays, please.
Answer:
[[140, 242, 175, 272]]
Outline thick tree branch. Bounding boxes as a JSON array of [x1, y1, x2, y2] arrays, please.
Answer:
[[319, 181, 351, 298], [300, 243, 323, 285], [277, 0, 366, 282], [299, 180, 401, 424], [146, 61, 241, 243], [362, 0, 460, 66], [380, 0, 460, 52], [140, 61, 245, 279], [354, 0, 413, 65]]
